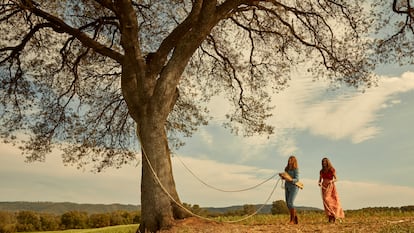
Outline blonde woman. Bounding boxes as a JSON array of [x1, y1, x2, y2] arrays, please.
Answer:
[[279, 155, 300, 224], [318, 157, 344, 223]]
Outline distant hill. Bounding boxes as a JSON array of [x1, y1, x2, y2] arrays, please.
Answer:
[[0, 201, 140, 215], [0, 201, 321, 215]]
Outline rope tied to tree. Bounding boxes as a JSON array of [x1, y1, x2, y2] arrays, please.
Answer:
[[137, 131, 282, 223]]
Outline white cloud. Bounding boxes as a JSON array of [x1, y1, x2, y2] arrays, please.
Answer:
[[273, 136, 298, 157], [198, 128, 214, 148], [268, 71, 414, 147], [199, 70, 414, 162], [337, 180, 414, 210], [301, 91, 384, 143], [0, 143, 140, 204]]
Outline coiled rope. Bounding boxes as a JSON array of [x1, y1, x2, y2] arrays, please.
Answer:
[[137, 132, 281, 223]]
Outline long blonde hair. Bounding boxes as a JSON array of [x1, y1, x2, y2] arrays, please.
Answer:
[[285, 155, 298, 171]]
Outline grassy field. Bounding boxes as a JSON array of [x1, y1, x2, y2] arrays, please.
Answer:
[[26, 224, 138, 233], [157, 211, 414, 233], [25, 211, 414, 233]]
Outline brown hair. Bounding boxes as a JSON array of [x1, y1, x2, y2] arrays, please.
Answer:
[[320, 157, 334, 173], [285, 155, 298, 171]]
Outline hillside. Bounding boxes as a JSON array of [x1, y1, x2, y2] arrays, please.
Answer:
[[0, 201, 140, 215], [0, 201, 322, 215]]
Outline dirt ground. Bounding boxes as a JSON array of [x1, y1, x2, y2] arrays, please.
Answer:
[[159, 215, 414, 233]]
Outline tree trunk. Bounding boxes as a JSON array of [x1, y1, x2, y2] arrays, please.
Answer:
[[137, 117, 187, 233]]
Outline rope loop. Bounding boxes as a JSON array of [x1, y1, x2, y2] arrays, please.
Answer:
[[174, 153, 279, 192], [136, 131, 282, 223]]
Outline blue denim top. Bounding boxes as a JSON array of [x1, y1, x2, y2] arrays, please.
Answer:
[[285, 168, 299, 188]]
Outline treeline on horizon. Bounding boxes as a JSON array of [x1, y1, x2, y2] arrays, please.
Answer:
[[0, 201, 413, 233], [0, 209, 140, 233], [0, 202, 139, 215], [0, 202, 141, 233]]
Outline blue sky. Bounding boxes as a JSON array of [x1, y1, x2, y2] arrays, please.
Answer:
[[1, 63, 414, 211]]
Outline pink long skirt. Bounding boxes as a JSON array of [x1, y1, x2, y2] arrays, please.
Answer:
[[321, 180, 345, 219]]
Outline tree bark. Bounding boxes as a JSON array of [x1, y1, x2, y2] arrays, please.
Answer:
[[137, 116, 187, 233]]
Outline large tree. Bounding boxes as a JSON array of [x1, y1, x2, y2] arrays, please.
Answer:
[[0, 1, 374, 232]]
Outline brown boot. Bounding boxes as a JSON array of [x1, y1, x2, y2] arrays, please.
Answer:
[[288, 209, 295, 224], [293, 209, 298, 224]]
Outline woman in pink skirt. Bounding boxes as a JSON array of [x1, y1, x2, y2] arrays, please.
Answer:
[[318, 157, 345, 223]]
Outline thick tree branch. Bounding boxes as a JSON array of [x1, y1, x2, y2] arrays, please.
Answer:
[[19, 0, 123, 62], [146, 0, 203, 78]]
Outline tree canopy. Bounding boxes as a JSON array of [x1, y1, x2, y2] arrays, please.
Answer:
[[371, 0, 414, 65], [0, 1, 376, 170]]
